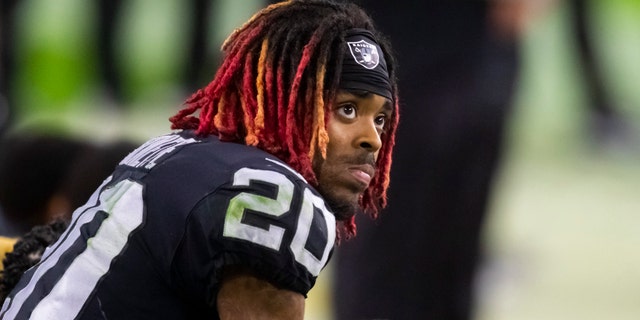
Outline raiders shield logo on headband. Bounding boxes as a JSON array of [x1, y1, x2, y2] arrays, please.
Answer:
[[347, 40, 380, 70]]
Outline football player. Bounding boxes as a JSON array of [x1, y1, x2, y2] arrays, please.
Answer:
[[0, 0, 399, 319]]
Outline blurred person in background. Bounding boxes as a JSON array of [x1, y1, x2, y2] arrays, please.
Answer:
[[96, 0, 125, 105], [0, 134, 135, 271], [0, 134, 91, 238], [566, 0, 637, 152], [0, 140, 139, 301], [54, 140, 138, 214], [332, 1, 536, 319], [0, 133, 89, 275], [183, 0, 217, 91]]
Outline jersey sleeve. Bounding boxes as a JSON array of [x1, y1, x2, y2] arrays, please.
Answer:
[[170, 161, 336, 302]]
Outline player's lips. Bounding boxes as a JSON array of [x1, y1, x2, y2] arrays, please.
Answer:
[[348, 164, 375, 188]]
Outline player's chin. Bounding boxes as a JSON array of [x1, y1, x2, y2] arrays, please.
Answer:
[[323, 193, 359, 221], [333, 206, 357, 221]]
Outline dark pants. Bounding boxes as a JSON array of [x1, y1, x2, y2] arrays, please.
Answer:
[[570, 0, 612, 117]]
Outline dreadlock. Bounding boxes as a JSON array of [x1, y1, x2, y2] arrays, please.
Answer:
[[0, 219, 69, 303], [170, 0, 399, 237]]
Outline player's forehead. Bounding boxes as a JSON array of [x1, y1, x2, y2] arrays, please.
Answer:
[[335, 89, 393, 112]]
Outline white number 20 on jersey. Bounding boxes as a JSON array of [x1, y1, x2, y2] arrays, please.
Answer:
[[223, 168, 336, 276]]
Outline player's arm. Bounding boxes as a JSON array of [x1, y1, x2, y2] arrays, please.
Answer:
[[217, 266, 305, 320]]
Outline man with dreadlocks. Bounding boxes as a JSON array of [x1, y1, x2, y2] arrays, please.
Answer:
[[0, 1, 398, 319]]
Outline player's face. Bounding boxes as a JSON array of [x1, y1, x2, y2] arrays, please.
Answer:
[[313, 90, 393, 221]]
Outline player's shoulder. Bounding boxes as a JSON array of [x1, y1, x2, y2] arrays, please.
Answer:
[[119, 130, 303, 182], [115, 131, 313, 221]]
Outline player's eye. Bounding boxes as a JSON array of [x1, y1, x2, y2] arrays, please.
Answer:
[[337, 104, 357, 120], [375, 114, 387, 130]]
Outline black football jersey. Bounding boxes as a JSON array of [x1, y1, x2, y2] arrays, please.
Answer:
[[0, 131, 336, 319]]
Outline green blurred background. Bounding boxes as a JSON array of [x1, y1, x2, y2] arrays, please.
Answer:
[[4, 0, 640, 319], [478, 1, 640, 319]]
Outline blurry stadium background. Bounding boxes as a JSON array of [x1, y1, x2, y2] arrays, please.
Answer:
[[3, 0, 640, 319]]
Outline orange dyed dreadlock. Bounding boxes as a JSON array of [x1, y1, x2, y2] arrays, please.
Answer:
[[170, 0, 399, 236]]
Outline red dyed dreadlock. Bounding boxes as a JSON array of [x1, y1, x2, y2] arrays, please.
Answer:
[[170, 0, 399, 237]]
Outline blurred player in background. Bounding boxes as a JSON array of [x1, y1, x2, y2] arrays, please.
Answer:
[[333, 1, 533, 319]]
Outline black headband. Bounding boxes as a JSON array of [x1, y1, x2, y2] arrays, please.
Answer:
[[339, 28, 392, 101]]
